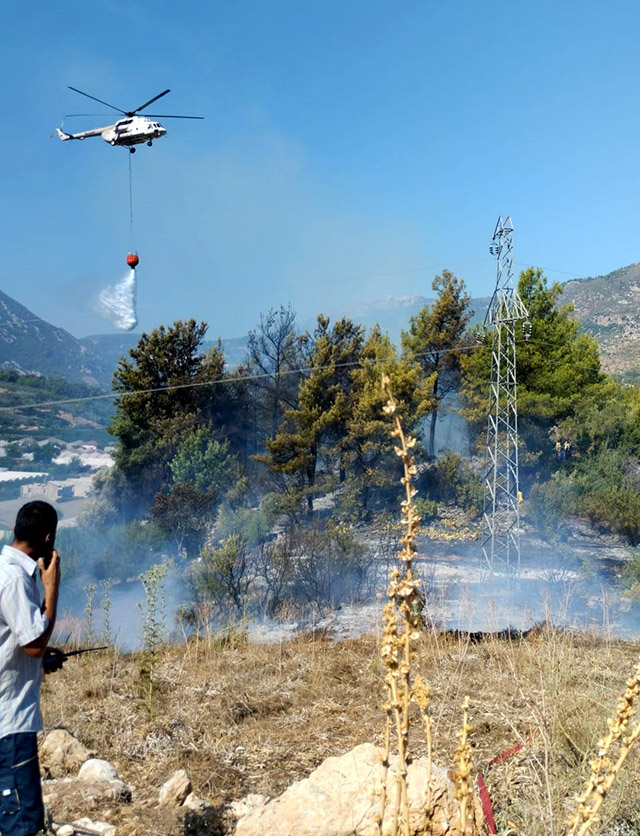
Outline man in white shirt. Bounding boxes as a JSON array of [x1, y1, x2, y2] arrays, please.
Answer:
[[0, 501, 60, 836]]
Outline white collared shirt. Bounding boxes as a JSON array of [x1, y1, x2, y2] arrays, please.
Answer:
[[0, 544, 48, 738]]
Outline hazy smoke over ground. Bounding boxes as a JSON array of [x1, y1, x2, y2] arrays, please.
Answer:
[[98, 269, 137, 331]]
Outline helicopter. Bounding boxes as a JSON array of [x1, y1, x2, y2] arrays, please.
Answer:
[[56, 86, 203, 152]]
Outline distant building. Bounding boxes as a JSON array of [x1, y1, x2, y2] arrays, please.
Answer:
[[45, 482, 74, 502], [20, 483, 47, 499], [21, 476, 93, 501]]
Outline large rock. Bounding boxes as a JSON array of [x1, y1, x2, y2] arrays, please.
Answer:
[[184, 792, 209, 812], [40, 729, 94, 777], [234, 743, 484, 836], [75, 759, 132, 803], [77, 759, 120, 783], [158, 769, 192, 807], [73, 819, 116, 836]]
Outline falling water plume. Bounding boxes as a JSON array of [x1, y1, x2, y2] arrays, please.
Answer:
[[98, 268, 138, 331]]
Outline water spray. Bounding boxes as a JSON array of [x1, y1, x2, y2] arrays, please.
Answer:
[[98, 268, 138, 331]]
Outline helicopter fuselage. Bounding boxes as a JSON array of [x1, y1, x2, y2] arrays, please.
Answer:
[[102, 116, 167, 146], [57, 116, 167, 147]]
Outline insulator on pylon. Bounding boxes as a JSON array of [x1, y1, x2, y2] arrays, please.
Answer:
[[522, 321, 532, 342], [126, 252, 139, 269]]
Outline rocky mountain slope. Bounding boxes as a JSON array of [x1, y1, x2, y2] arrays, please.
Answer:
[[0, 290, 248, 390], [560, 262, 640, 379], [0, 290, 104, 386]]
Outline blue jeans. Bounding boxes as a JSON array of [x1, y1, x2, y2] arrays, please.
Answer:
[[0, 733, 44, 836]]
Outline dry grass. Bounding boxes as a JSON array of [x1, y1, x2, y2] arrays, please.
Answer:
[[41, 625, 640, 835]]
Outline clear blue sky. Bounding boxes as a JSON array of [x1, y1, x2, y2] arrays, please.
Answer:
[[3, 0, 640, 339]]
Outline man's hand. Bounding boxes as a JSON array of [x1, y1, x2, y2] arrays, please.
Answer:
[[43, 647, 67, 675], [38, 549, 61, 600], [24, 550, 61, 658]]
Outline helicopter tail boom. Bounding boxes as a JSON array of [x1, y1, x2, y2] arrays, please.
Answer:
[[56, 125, 110, 142]]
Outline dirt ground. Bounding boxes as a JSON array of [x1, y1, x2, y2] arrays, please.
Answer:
[[41, 624, 640, 836]]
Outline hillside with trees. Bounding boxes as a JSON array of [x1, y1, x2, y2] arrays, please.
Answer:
[[53, 266, 640, 616]]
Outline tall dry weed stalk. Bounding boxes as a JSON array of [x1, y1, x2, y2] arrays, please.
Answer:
[[138, 562, 169, 707], [377, 374, 423, 836], [453, 696, 474, 835], [101, 578, 112, 646], [83, 582, 97, 645], [566, 655, 640, 836], [378, 376, 472, 836]]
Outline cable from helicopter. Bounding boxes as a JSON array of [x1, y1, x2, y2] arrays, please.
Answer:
[[126, 152, 139, 270]]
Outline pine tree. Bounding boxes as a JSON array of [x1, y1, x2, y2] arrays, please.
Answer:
[[402, 270, 472, 458], [261, 316, 364, 514], [341, 326, 433, 513], [109, 319, 227, 510]]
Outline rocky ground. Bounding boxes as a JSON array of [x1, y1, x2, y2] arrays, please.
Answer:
[[40, 621, 640, 835]]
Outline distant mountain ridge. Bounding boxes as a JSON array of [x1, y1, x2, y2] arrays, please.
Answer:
[[3, 262, 640, 387], [0, 290, 103, 386], [0, 291, 250, 389]]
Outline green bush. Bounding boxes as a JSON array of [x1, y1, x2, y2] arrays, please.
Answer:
[[620, 548, 640, 594], [572, 448, 640, 543], [215, 503, 271, 547], [435, 452, 483, 514], [414, 496, 438, 521], [527, 473, 577, 541], [191, 535, 254, 616]]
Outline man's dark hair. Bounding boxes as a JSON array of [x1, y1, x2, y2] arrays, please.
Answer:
[[14, 501, 58, 545]]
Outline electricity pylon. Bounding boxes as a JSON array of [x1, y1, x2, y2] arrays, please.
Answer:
[[481, 216, 530, 572]]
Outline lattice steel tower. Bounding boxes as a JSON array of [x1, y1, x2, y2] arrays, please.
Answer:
[[481, 216, 530, 571]]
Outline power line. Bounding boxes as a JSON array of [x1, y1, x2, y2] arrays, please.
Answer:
[[514, 260, 585, 278], [0, 343, 482, 414], [0, 320, 607, 416]]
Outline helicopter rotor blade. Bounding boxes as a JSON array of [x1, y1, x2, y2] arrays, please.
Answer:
[[64, 113, 112, 118], [68, 86, 127, 114], [132, 89, 171, 114], [144, 114, 204, 120]]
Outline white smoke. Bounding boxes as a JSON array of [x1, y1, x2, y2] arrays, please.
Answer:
[[98, 269, 138, 331]]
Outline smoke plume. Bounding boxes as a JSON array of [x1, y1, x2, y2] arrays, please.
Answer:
[[98, 269, 138, 331]]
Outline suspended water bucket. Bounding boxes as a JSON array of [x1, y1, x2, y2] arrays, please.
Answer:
[[126, 252, 139, 269]]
